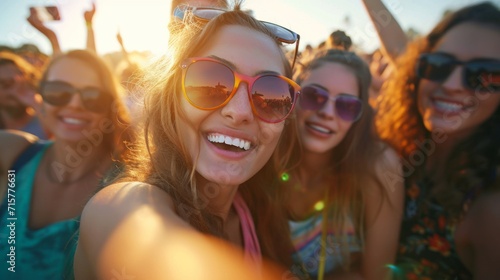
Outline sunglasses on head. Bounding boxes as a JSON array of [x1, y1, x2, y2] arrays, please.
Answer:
[[173, 5, 300, 69], [299, 85, 363, 122], [416, 52, 500, 92], [181, 57, 301, 123], [40, 81, 111, 113]]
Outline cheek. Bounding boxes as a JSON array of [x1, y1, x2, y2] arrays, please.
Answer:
[[417, 80, 435, 113], [259, 122, 284, 150]]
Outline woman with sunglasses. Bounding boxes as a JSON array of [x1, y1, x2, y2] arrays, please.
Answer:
[[74, 2, 301, 279], [0, 49, 131, 279], [376, 3, 500, 279], [284, 49, 403, 280]]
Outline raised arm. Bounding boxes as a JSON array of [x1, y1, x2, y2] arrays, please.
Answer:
[[116, 31, 132, 65], [84, 3, 97, 53], [27, 8, 61, 56], [361, 0, 408, 63]]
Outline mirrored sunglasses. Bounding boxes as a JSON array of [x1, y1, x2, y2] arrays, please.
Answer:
[[181, 57, 301, 123]]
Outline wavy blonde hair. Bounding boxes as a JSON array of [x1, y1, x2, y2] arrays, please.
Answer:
[[120, 2, 297, 266]]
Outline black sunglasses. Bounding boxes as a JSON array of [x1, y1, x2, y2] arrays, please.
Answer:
[[416, 52, 500, 92], [173, 5, 300, 69], [299, 85, 363, 122], [40, 81, 111, 113]]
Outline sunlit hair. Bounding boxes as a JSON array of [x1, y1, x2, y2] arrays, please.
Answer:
[[0, 51, 41, 90], [376, 2, 500, 217], [40, 50, 132, 157], [292, 49, 386, 269], [121, 2, 297, 267]]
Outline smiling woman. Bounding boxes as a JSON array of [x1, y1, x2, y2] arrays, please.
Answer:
[[73, 1, 302, 279]]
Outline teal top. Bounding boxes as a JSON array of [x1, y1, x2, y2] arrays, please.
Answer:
[[0, 142, 79, 280]]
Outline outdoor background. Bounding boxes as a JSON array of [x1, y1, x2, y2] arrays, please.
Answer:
[[1, 0, 499, 58]]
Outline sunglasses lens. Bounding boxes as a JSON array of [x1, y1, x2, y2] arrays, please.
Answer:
[[81, 88, 110, 113], [300, 86, 327, 111], [336, 95, 363, 122], [466, 61, 500, 92], [184, 60, 234, 109], [261, 22, 296, 43], [41, 82, 73, 106], [417, 53, 455, 82], [252, 76, 295, 122]]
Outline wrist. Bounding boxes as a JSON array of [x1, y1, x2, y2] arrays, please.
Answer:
[[86, 21, 92, 28]]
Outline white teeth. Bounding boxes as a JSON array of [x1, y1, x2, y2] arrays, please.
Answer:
[[308, 124, 332, 134], [63, 118, 85, 125], [434, 100, 463, 112], [207, 134, 251, 151]]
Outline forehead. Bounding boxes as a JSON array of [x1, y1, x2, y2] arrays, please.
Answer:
[[195, 24, 286, 76], [303, 62, 359, 97], [433, 22, 500, 61], [46, 57, 101, 88]]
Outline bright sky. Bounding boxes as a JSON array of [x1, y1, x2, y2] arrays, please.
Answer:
[[0, 0, 499, 56]]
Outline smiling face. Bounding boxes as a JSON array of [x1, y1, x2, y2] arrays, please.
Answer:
[[297, 62, 359, 155], [42, 58, 109, 143], [179, 24, 286, 187], [417, 23, 500, 139]]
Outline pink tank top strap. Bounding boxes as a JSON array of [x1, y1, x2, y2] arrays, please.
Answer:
[[232, 192, 262, 266]]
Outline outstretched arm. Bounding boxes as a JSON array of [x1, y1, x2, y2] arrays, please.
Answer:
[[84, 2, 97, 53], [361, 0, 408, 63], [27, 8, 61, 56], [74, 182, 284, 280]]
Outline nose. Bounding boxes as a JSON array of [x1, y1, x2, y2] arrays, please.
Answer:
[[441, 66, 466, 93], [66, 91, 86, 110], [220, 83, 254, 123], [317, 98, 335, 119]]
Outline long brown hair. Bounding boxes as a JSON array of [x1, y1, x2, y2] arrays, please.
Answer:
[[292, 49, 386, 268], [376, 2, 500, 217], [119, 3, 297, 266]]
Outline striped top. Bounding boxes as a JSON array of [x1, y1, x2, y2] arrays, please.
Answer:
[[289, 210, 361, 277]]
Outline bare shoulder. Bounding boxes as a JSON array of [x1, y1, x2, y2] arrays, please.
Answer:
[[365, 144, 404, 209], [0, 130, 39, 169], [75, 181, 191, 279], [79, 181, 179, 234]]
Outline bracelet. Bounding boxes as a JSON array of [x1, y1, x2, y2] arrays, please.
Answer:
[[86, 21, 92, 28]]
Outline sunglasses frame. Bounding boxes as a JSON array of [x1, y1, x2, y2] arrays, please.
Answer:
[[416, 52, 500, 92], [299, 85, 363, 122], [39, 80, 111, 113], [173, 5, 301, 69], [181, 57, 301, 123]]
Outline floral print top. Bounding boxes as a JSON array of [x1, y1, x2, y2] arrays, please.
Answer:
[[393, 178, 473, 280]]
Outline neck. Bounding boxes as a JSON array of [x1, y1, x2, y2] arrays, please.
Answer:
[[46, 140, 111, 185], [197, 176, 240, 222], [295, 151, 332, 190]]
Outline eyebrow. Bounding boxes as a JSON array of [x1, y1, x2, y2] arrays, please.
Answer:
[[307, 83, 330, 93], [207, 55, 282, 76]]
